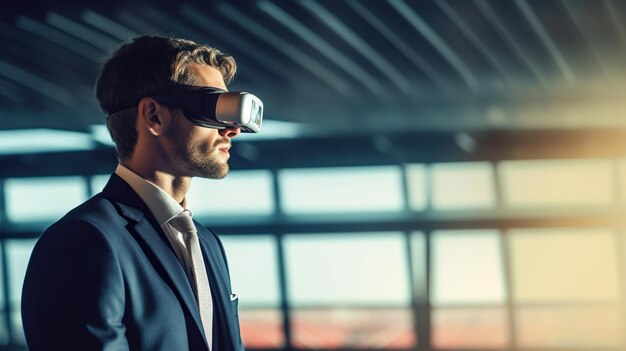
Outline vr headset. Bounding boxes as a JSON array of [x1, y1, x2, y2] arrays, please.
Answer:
[[109, 86, 263, 133]]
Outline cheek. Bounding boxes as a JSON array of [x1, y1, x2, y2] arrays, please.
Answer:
[[190, 129, 218, 152]]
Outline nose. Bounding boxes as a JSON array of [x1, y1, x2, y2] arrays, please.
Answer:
[[218, 126, 240, 138]]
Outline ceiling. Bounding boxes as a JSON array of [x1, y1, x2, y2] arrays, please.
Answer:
[[2, 0, 626, 135]]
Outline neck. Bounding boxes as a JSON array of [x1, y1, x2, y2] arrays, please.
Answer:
[[121, 158, 190, 205]]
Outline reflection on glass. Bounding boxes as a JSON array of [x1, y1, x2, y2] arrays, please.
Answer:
[[5, 177, 87, 223], [432, 230, 506, 305], [431, 162, 495, 210], [500, 159, 614, 207], [516, 306, 623, 348], [509, 228, 619, 302], [279, 166, 404, 214], [291, 308, 415, 348], [188, 170, 274, 216], [432, 307, 509, 348], [284, 233, 410, 305]]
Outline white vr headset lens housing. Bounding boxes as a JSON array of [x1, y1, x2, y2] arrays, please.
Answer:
[[146, 86, 263, 133], [214, 92, 263, 133]]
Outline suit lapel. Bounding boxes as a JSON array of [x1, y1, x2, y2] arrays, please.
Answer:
[[101, 174, 209, 346]]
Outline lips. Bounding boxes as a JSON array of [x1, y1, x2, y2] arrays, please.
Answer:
[[217, 144, 231, 153]]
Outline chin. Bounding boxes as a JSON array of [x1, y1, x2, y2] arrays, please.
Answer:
[[195, 163, 229, 179]]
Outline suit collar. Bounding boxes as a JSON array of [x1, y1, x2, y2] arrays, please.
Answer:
[[102, 173, 148, 223], [114, 164, 186, 225]]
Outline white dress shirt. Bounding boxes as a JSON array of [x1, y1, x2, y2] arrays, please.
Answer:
[[115, 164, 213, 350]]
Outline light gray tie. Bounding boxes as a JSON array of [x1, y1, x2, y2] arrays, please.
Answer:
[[169, 210, 213, 350]]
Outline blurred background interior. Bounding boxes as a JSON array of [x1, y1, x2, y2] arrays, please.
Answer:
[[1, 0, 626, 350]]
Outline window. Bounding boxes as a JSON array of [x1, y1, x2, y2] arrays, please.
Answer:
[[430, 230, 509, 348], [220, 235, 284, 348], [279, 166, 404, 214], [0, 244, 7, 345], [510, 228, 619, 302], [187, 170, 274, 217], [430, 162, 496, 210], [5, 177, 87, 223], [500, 159, 614, 207], [6, 239, 37, 344], [90, 174, 110, 195], [432, 230, 506, 304], [284, 232, 414, 348], [405, 164, 427, 210], [509, 228, 622, 348]]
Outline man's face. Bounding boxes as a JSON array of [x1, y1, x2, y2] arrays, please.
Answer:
[[164, 64, 240, 179]]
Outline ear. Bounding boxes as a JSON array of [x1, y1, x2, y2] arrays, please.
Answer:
[[137, 97, 168, 136]]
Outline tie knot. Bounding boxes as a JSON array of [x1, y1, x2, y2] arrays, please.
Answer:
[[168, 210, 197, 234]]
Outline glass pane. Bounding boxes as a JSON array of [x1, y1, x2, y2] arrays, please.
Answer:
[[291, 308, 415, 348], [431, 162, 495, 210], [6, 239, 37, 344], [7, 240, 36, 308], [516, 306, 623, 348], [432, 230, 506, 304], [239, 309, 284, 348], [5, 177, 87, 223], [405, 164, 427, 210], [279, 167, 404, 214], [500, 159, 614, 207], [90, 174, 110, 195], [187, 170, 274, 217], [618, 159, 626, 202], [0, 244, 6, 345], [410, 232, 427, 303], [220, 235, 280, 306], [284, 233, 410, 305], [0, 129, 94, 155], [432, 307, 509, 348], [510, 228, 619, 302]]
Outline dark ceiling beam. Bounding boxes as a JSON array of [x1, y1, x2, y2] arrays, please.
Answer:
[[474, 0, 548, 87], [135, 6, 208, 44], [561, 0, 610, 84], [388, 0, 480, 92], [299, 0, 413, 96], [45, 12, 119, 52], [514, 0, 576, 85], [0, 21, 93, 77], [0, 58, 77, 107], [14, 16, 104, 62], [0, 78, 24, 104], [80, 9, 138, 42], [257, 0, 383, 98], [179, 5, 296, 88], [217, 2, 354, 98], [347, 0, 450, 93], [435, 0, 512, 90], [114, 8, 164, 36], [0, 33, 91, 89], [603, 0, 626, 50]]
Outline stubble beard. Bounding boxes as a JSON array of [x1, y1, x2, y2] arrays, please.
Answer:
[[167, 127, 229, 180]]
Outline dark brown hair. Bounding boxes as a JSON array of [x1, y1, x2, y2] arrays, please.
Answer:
[[95, 35, 237, 160]]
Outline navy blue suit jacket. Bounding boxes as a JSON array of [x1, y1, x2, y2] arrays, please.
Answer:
[[22, 174, 244, 350]]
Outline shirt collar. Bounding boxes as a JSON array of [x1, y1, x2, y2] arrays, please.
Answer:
[[115, 164, 188, 225]]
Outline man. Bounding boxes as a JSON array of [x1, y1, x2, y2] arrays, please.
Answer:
[[21, 35, 251, 350]]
